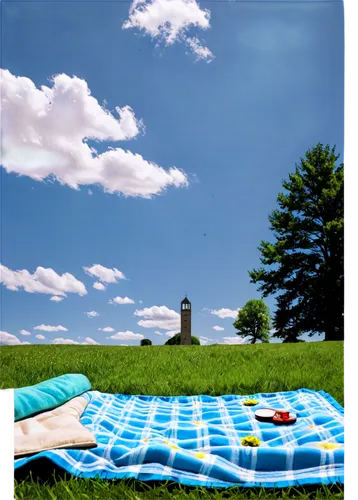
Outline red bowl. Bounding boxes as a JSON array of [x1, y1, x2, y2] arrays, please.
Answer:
[[272, 413, 297, 425]]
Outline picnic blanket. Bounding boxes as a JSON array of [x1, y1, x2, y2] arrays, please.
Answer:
[[15, 396, 97, 458], [14, 388, 344, 488]]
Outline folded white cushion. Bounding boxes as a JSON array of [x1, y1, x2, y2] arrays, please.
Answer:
[[15, 395, 97, 457]]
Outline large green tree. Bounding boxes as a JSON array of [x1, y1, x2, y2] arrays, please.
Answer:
[[164, 334, 200, 345], [233, 299, 271, 344], [249, 143, 343, 342], [140, 339, 152, 346]]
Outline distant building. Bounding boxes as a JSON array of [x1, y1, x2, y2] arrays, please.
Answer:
[[180, 296, 192, 345]]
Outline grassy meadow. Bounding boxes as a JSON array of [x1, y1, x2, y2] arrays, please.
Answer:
[[1, 341, 344, 499]]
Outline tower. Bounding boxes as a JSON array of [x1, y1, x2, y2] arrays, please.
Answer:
[[180, 296, 192, 345]]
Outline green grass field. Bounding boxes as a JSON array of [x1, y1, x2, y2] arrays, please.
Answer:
[[1, 341, 344, 499]]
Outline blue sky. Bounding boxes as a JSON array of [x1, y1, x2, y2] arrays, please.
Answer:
[[0, 0, 344, 346]]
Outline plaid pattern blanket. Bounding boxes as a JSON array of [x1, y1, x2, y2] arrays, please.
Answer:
[[14, 389, 344, 488]]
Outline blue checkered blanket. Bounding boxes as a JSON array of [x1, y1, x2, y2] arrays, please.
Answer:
[[14, 389, 344, 488]]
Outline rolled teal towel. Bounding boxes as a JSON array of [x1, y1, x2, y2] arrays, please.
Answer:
[[14, 374, 91, 422]]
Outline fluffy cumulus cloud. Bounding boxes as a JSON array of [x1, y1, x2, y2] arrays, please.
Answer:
[[199, 336, 214, 345], [93, 281, 106, 291], [164, 330, 178, 338], [1, 69, 188, 198], [0, 331, 30, 345], [83, 337, 99, 345], [52, 338, 78, 345], [220, 336, 246, 345], [50, 296, 64, 302], [134, 305, 180, 330], [213, 325, 224, 331], [52, 336, 99, 345], [19, 329, 31, 336], [209, 308, 240, 319], [35, 334, 45, 340], [34, 324, 68, 332], [108, 331, 144, 340], [123, 0, 214, 62], [85, 311, 99, 318], [0, 264, 86, 298], [98, 327, 115, 332], [154, 330, 164, 336], [84, 264, 126, 284], [109, 296, 135, 305]]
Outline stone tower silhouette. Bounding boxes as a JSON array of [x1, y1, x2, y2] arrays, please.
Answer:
[[180, 296, 192, 345]]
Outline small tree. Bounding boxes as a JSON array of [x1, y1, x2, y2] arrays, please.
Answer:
[[140, 339, 152, 346], [164, 333, 201, 345], [233, 299, 271, 344]]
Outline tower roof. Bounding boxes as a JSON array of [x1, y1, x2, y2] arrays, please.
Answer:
[[181, 296, 190, 305]]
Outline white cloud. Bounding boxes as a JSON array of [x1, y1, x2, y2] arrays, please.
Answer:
[[34, 324, 68, 332], [93, 281, 106, 291], [220, 336, 246, 345], [123, 0, 214, 62], [1, 69, 188, 198], [85, 311, 99, 318], [134, 305, 180, 330], [88, 189, 93, 196], [209, 308, 239, 319], [50, 296, 64, 302], [0, 331, 30, 345], [82, 337, 99, 345], [109, 296, 135, 305], [98, 327, 115, 332], [0, 264, 87, 298], [84, 264, 126, 283], [213, 325, 224, 331], [108, 331, 144, 340], [52, 337, 98, 344], [52, 338, 79, 345], [19, 329, 31, 336], [199, 336, 214, 345], [35, 334, 45, 340], [154, 330, 164, 336], [185, 36, 214, 62], [164, 330, 178, 338]]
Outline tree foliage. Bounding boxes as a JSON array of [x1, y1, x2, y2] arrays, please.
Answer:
[[140, 339, 152, 346], [164, 333, 200, 345], [249, 143, 343, 342], [233, 299, 271, 344]]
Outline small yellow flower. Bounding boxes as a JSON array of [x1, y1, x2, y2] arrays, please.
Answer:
[[193, 420, 203, 426], [194, 452, 206, 459], [308, 425, 315, 429], [142, 438, 149, 443], [241, 436, 261, 447], [162, 439, 169, 445], [170, 444, 179, 450], [316, 442, 341, 450], [243, 399, 259, 406]]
